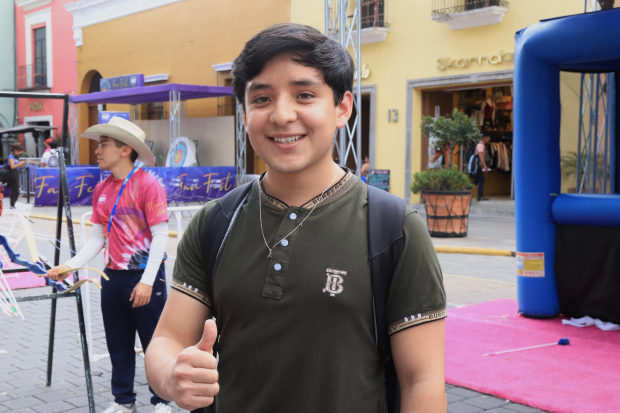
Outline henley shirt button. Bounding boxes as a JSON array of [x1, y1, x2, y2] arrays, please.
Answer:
[[281, 239, 289, 247], [289, 213, 297, 220], [274, 263, 282, 271]]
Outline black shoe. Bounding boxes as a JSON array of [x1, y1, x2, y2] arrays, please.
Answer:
[[477, 197, 490, 201]]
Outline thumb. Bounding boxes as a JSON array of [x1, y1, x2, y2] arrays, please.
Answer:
[[196, 319, 218, 354]]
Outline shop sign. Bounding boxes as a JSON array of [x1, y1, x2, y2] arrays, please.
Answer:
[[29, 102, 43, 112], [100, 74, 145, 91], [437, 51, 514, 71]]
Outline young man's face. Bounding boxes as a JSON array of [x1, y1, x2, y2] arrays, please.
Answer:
[[95, 136, 131, 170], [483, 136, 491, 143], [243, 52, 352, 175]]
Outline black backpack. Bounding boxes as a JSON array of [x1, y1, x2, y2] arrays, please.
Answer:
[[195, 180, 406, 413], [463, 143, 477, 177]]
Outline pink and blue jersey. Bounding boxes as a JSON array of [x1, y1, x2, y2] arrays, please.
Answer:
[[91, 169, 168, 270]]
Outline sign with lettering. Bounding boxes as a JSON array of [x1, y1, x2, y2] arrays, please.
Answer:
[[367, 169, 390, 192], [35, 166, 235, 206], [437, 51, 514, 71], [100, 74, 144, 91], [29, 102, 43, 112], [98, 111, 130, 124]]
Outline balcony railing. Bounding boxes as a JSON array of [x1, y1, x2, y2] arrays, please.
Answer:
[[17, 64, 49, 91], [361, 0, 388, 29], [432, 0, 509, 16]]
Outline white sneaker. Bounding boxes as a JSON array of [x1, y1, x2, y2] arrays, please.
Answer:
[[102, 402, 137, 413], [152, 403, 172, 413]]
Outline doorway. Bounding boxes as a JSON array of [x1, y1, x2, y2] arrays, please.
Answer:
[[421, 84, 514, 197], [24, 115, 53, 157]]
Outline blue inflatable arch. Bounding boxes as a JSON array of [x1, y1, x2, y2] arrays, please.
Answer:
[[514, 9, 620, 318]]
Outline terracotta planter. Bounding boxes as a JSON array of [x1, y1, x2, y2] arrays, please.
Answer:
[[422, 190, 472, 237]]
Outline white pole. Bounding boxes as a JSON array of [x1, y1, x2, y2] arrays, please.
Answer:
[[80, 212, 94, 360]]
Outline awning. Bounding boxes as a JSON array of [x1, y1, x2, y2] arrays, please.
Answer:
[[69, 83, 234, 105], [0, 125, 57, 136]]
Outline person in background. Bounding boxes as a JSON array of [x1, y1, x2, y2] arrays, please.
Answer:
[[474, 131, 492, 201], [41, 140, 59, 168], [47, 117, 172, 413], [3, 143, 28, 207], [44, 138, 53, 154], [361, 155, 370, 177]]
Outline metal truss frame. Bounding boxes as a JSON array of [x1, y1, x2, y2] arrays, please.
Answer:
[[69, 102, 79, 165], [576, 0, 617, 194], [326, 0, 363, 176], [576, 72, 616, 194], [235, 101, 247, 186], [169, 90, 182, 158]]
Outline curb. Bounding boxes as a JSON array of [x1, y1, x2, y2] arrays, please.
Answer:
[[434, 246, 515, 257], [28, 213, 180, 238]]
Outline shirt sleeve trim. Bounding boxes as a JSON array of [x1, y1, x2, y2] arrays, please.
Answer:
[[388, 308, 447, 335], [171, 280, 213, 308]]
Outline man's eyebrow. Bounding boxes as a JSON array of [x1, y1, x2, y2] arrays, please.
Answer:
[[291, 79, 321, 88], [247, 82, 272, 92]]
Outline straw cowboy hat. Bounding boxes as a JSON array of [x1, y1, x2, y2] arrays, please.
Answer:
[[81, 116, 155, 167]]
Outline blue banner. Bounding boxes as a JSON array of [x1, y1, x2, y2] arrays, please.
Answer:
[[35, 166, 235, 207]]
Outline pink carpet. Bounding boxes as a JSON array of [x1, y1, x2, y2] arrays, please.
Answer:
[[446, 299, 620, 413], [1, 258, 45, 289]]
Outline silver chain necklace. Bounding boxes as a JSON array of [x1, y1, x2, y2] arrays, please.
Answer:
[[258, 169, 340, 259]]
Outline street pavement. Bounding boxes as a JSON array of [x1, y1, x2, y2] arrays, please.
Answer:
[[0, 200, 546, 413]]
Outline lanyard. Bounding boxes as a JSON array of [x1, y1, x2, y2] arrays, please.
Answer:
[[107, 168, 138, 234]]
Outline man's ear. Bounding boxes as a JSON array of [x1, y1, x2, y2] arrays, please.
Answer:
[[335, 91, 354, 129], [121, 144, 133, 159]]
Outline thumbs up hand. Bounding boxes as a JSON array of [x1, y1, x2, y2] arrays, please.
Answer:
[[168, 320, 220, 410]]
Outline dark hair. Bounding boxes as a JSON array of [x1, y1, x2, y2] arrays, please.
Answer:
[[481, 129, 492, 138], [49, 140, 58, 149], [11, 143, 23, 152], [112, 138, 139, 163], [231, 23, 354, 108]]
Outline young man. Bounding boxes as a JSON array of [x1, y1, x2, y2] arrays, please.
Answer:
[[40, 139, 59, 167], [474, 131, 492, 201], [145, 24, 446, 413], [47, 117, 172, 413]]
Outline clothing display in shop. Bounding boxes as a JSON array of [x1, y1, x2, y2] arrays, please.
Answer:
[[487, 142, 512, 172]]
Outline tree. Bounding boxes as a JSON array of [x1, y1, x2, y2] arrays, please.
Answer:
[[421, 108, 482, 169]]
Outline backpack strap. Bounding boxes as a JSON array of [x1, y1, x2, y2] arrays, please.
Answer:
[[367, 185, 406, 413], [200, 180, 254, 317]]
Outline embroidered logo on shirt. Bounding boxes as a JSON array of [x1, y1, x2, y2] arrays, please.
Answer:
[[322, 268, 346, 297], [98, 195, 107, 203]]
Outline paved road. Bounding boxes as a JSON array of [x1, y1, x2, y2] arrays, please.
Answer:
[[0, 202, 545, 413]]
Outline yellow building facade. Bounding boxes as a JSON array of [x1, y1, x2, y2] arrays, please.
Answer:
[[292, 0, 592, 202], [67, 0, 611, 200], [68, 0, 291, 166]]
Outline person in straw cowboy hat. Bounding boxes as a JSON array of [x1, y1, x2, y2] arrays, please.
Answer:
[[47, 116, 172, 413]]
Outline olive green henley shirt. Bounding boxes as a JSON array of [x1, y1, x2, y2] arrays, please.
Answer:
[[172, 171, 446, 413]]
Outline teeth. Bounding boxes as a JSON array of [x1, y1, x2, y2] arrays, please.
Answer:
[[273, 135, 302, 143]]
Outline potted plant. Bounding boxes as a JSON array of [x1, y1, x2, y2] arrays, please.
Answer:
[[414, 109, 481, 237]]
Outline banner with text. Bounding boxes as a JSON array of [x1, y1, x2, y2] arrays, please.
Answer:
[[35, 166, 235, 206]]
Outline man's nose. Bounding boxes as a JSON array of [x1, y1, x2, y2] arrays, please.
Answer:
[[270, 96, 297, 126]]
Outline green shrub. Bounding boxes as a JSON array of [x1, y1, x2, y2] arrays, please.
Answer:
[[411, 167, 474, 193]]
